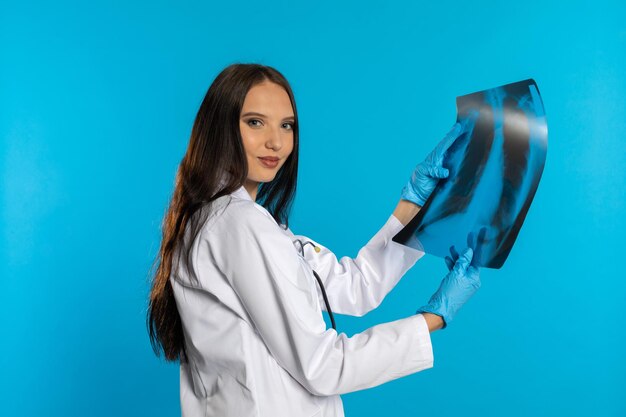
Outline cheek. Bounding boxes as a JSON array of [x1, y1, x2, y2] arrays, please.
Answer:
[[286, 133, 295, 152], [240, 129, 259, 155]]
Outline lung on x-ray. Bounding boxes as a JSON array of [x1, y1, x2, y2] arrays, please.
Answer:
[[392, 79, 548, 269]]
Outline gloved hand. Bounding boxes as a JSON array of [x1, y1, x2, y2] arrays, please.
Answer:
[[400, 123, 463, 207], [416, 245, 481, 329]]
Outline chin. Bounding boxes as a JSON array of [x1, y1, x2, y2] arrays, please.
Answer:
[[252, 175, 276, 184]]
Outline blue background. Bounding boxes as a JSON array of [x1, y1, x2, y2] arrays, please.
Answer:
[[1, 1, 624, 416]]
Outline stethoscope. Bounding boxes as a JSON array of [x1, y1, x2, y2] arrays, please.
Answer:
[[292, 239, 336, 330]]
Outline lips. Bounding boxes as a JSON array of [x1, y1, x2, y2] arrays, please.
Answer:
[[259, 157, 279, 161]]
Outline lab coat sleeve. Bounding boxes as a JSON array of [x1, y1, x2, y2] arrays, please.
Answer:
[[288, 214, 425, 317], [208, 205, 434, 397]]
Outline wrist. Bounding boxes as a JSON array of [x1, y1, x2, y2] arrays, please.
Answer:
[[393, 199, 421, 226], [420, 312, 445, 332]]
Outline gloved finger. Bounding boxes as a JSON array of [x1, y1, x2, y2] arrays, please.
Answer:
[[452, 247, 474, 274], [471, 227, 488, 268], [449, 245, 460, 261], [467, 231, 475, 250], [427, 165, 450, 179], [434, 122, 463, 156], [445, 256, 454, 271], [477, 227, 487, 248]]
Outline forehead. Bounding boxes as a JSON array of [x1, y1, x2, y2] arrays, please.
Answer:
[[241, 81, 293, 116]]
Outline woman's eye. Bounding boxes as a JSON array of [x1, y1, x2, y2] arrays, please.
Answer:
[[247, 119, 293, 130]]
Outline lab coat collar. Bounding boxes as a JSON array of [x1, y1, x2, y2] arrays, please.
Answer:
[[231, 185, 254, 202], [230, 184, 285, 228], [217, 169, 254, 202]]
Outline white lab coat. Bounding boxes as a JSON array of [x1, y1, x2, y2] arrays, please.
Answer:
[[171, 185, 434, 417]]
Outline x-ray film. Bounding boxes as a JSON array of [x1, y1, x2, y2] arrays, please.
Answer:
[[392, 79, 548, 269]]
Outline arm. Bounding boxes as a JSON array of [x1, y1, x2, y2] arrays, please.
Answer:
[[209, 204, 434, 396], [287, 211, 425, 317], [393, 198, 421, 227], [422, 312, 445, 332], [393, 199, 445, 332]]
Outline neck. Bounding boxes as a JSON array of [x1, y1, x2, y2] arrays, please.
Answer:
[[243, 180, 259, 201]]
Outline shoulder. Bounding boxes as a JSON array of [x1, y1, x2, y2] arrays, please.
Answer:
[[199, 196, 302, 277], [199, 194, 284, 240]]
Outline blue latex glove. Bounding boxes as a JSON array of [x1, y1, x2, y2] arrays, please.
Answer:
[[416, 244, 481, 329], [400, 123, 463, 207]]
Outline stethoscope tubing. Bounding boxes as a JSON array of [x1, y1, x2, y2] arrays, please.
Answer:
[[293, 239, 336, 330]]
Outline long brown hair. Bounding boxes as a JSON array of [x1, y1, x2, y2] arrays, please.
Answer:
[[147, 63, 300, 362]]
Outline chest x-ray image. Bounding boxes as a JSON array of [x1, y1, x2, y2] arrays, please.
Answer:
[[393, 79, 548, 269]]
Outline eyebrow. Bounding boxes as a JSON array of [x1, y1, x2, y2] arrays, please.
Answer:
[[241, 111, 295, 120]]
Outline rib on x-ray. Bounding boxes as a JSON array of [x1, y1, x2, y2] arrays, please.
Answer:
[[392, 79, 548, 269]]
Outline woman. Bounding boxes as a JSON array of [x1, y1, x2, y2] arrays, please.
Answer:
[[148, 63, 480, 417]]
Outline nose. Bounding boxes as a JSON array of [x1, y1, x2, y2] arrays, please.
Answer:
[[265, 125, 284, 150]]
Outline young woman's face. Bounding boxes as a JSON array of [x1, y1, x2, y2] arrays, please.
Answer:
[[239, 81, 295, 199]]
